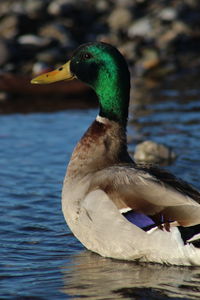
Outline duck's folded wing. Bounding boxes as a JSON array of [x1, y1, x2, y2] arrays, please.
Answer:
[[90, 166, 200, 227]]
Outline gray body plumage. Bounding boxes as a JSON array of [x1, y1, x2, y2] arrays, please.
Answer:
[[62, 117, 200, 265]]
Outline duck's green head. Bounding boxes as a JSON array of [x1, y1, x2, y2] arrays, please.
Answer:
[[31, 42, 130, 126]]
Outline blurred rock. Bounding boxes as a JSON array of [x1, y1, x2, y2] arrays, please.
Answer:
[[134, 47, 161, 77], [128, 18, 153, 38], [0, 15, 19, 39], [159, 7, 177, 22], [0, 1, 26, 16], [25, 0, 47, 18], [119, 42, 137, 61], [48, 0, 77, 16], [157, 21, 190, 49], [39, 23, 71, 46], [0, 92, 9, 102], [3, 63, 16, 73], [108, 8, 132, 32], [18, 35, 52, 48], [96, 0, 110, 13], [142, 49, 160, 70], [0, 3, 10, 16], [32, 62, 51, 76], [0, 13, 35, 39], [36, 48, 63, 64], [134, 140, 177, 164]]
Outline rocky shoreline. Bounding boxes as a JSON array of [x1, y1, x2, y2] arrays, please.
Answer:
[[1, 0, 200, 113]]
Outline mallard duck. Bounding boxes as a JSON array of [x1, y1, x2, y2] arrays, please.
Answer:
[[31, 42, 200, 265]]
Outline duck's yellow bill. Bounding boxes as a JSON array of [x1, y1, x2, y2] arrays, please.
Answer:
[[31, 61, 75, 84]]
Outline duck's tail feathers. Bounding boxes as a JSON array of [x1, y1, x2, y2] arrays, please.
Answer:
[[178, 224, 200, 248]]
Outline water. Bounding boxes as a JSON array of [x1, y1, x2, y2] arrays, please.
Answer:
[[1, 79, 200, 299]]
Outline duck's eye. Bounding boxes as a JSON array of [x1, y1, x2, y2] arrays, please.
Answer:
[[81, 52, 93, 60]]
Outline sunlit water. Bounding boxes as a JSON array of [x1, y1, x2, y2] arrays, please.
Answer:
[[1, 81, 200, 299]]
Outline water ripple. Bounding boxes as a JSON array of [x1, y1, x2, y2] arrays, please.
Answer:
[[1, 98, 200, 299]]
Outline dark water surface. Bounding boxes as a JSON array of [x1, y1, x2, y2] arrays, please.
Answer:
[[1, 80, 200, 299]]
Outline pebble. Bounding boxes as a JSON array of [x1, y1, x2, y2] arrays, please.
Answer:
[[48, 0, 77, 16], [39, 23, 70, 46], [134, 140, 177, 165], [32, 62, 51, 76], [135, 47, 161, 76], [159, 7, 177, 22], [25, 0, 46, 18], [36, 48, 62, 64], [0, 15, 19, 39], [0, 0, 34, 15], [96, 0, 110, 12], [108, 8, 132, 32], [3, 63, 16, 73], [18, 35, 51, 47], [119, 42, 137, 61], [128, 18, 153, 38], [0, 92, 9, 102]]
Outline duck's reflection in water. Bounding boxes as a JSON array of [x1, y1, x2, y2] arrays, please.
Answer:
[[61, 251, 200, 299]]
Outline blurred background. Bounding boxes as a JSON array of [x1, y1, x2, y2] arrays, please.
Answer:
[[1, 0, 200, 113], [1, 1, 200, 299]]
